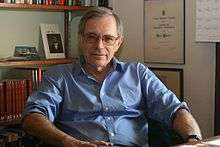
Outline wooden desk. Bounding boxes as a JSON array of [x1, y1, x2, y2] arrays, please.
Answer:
[[173, 135, 220, 146]]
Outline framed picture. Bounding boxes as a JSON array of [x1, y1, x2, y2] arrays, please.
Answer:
[[14, 46, 40, 60], [149, 67, 184, 101], [40, 24, 65, 59], [144, 0, 185, 64]]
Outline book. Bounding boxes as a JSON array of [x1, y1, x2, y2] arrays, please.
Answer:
[[0, 79, 32, 123], [0, 82, 5, 122], [40, 24, 65, 59]]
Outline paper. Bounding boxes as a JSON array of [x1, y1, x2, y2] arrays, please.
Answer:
[[196, 0, 220, 42]]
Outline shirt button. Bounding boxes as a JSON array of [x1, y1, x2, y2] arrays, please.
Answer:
[[101, 92, 104, 96], [110, 132, 114, 136], [106, 117, 111, 120], [104, 107, 109, 111]]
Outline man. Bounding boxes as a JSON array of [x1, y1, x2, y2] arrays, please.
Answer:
[[22, 7, 202, 147]]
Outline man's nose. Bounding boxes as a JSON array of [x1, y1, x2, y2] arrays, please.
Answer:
[[96, 37, 105, 48]]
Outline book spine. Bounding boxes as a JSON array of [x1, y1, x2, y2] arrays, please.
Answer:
[[59, 0, 65, 5], [0, 81, 5, 122], [5, 80, 12, 122], [20, 80, 25, 113], [15, 80, 20, 119], [11, 80, 16, 120], [26, 79, 33, 99]]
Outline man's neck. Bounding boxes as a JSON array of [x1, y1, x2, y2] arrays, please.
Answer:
[[83, 62, 112, 82]]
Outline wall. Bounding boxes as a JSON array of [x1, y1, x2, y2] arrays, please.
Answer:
[[0, 10, 64, 59], [111, 0, 215, 138]]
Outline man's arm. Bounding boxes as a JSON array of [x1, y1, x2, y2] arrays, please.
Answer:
[[172, 109, 202, 143], [22, 113, 112, 147]]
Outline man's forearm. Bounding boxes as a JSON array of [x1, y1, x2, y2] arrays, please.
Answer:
[[22, 113, 77, 147], [172, 109, 202, 142]]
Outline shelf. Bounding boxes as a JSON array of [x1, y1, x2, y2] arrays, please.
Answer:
[[0, 119, 21, 126], [0, 58, 77, 68], [0, 3, 90, 11]]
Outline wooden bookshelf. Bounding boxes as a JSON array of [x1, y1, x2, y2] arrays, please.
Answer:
[[0, 58, 77, 68], [0, 119, 21, 126], [0, 3, 90, 11]]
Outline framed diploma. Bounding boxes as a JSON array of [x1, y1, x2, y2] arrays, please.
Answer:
[[144, 0, 185, 64], [149, 67, 184, 101]]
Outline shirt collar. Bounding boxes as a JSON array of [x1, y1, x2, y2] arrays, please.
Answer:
[[72, 56, 124, 76]]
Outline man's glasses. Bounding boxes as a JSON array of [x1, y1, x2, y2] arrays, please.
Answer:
[[83, 33, 119, 46]]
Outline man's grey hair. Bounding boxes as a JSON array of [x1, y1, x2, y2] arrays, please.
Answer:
[[78, 7, 124, 38]]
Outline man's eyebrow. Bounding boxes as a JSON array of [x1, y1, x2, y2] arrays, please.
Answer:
[[84, 32, 117, 36], [84, 32, 97, 35]]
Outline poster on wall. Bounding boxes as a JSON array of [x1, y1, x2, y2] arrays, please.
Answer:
[[144, 0, 185, 64], [196, 0, 220, 42]]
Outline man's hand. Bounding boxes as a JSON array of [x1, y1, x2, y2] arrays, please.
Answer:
[[61, 136, 113, 147]]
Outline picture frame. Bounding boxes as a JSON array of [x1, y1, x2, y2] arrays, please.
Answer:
[[14, 46, 40, 60], [144, 0, 185, 64], [149, 67, 184, 101], [40, 24, 65, 59]]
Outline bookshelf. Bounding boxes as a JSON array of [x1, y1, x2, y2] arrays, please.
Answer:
[[0, 3, 86, 146], [0, 58, 77, 68], [0, 1, 109, 146], [0, 3, 89, 11]]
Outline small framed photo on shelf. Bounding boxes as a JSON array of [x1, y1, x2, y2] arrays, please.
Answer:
[[144, 0, 185, 64], [14, 46, 40, 60], [149, 67, 184, 101], [40, 24, 65, 59]]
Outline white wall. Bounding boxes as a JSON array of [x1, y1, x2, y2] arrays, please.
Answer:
[[111, 0, 215, 138], [0, 10, 64, 58], [184, 0, 215, 137]]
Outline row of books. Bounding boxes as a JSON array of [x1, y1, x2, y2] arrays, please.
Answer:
[[0, 79, 32, 123], [0, 0, 109, 7], [30, 68, 43, 90]]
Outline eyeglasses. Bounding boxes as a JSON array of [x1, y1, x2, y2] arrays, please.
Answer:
[[83, 33, 119, 46]]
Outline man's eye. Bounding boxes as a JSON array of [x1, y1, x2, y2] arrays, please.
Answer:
[[87, 35, 97, 40], [104, 36, 114, 42]]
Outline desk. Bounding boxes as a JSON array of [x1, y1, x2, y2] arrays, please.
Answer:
[[173, 135, 220, 147]]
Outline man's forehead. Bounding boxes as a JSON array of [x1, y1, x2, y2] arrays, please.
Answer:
[[84, 16, 117, 34]]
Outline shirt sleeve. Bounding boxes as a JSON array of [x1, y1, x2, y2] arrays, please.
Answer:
[[138, 63, 189, 127], [22, 68, 64, 122]]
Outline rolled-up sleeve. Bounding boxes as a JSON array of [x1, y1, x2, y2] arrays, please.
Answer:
[[22, 69, 64, 122], [139, 63, 189, 127]]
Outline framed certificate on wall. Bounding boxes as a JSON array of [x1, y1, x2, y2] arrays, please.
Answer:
[[144, 0, 185, 64]]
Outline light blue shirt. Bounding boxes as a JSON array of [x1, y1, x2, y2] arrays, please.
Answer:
[[23, 58, 188, 147]]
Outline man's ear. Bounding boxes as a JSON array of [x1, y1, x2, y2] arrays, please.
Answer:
[[117, 37, 124, 49], [78, 35, 83, 49]]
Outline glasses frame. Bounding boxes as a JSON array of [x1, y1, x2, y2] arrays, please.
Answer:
[[83, 33, 120, 46]]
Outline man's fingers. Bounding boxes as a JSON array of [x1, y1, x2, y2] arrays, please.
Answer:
[[91, 140, 113, 146]]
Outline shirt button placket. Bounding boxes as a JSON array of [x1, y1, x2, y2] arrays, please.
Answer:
[[100, 90, 115, 140]]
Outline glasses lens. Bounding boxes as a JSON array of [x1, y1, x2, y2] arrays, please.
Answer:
[[83, 33, 118, 46], [84, 34, 97, 43]]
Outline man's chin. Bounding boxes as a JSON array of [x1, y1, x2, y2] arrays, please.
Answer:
[[91, 63, 108, 71]]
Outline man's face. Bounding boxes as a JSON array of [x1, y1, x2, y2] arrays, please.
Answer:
[[80, 16, 123, 70]]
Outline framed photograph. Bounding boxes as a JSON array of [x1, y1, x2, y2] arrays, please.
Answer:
[[40, 24, 65, 59], [144, 0, 185, 64], [149, 67, 184, 101], [14, 46, 40, 60]]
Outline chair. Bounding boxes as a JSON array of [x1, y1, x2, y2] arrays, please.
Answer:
[[148, 118, 184, 147]]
